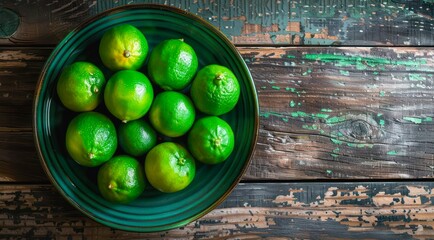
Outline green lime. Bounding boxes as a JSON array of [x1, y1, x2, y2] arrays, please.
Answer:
[[99, 24, 148, 71], [104, 70, 154, 123], [147, 39, 198, 90], [65, 112, 117, 167], [97, 155, 145, 203], [57, 61, 105, 112], [190, 64, 240, 116], [148, 91, 195, 137], [188, 116, 234, 164], [145, 142, 195, 193], [118, 119, 157, 157]]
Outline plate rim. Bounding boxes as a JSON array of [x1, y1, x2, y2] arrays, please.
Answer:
[[33, 3, 260, 232]]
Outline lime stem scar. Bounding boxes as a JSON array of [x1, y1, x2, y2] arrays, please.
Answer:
[[214, 73, 224, 85], [92, 85, 99, 93], [123, 50, 131, 58], [108, 181, 117, 190], [213, 138, 221, 147], [178, 157, 186, 165]]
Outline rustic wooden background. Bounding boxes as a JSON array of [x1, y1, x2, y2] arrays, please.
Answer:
[[1, 0, 434, 239]]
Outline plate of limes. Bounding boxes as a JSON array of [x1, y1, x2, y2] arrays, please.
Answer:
[[33, 4, 258, 232]]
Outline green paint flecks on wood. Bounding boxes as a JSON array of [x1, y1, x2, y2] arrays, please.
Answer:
[[302, 124, 318, 130], [409, 73, 426, 81], [326, 170, 333, 174], [260, 111, 284, 119], [403, 117, 432, 124], [290, 100, 296, 108], [340, 70, 350, 76], [330, 138, 343, 145], [302, 69, 312, 76], [377, 113, 383, 117], [326, 116, 346, 124], [347, 143, 374, 148], [260, 112, 270, 118], [403, 117, 422, 124], [315, 113, 329, 119], [291, 111, 310, 118], [304, 54, 426, 69], [330, 153, 339, 158], [321, 108, 332, 112], [287, 55, 296, 59], [285, 87, 296, 92], [387, 150, 398, 155], [272, 86, 280, 90], [284, 87, 302, 97], [379, 91, 386, 97], [379, 119, 385, 126]]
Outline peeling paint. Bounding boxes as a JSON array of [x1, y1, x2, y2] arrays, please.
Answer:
[[387, 150, 398, 155], [304, 54, 426, 69], [403, 117, 422, 124], [330, 138, 343, 145]]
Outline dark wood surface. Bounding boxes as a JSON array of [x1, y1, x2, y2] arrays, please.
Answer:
[[3, 182, 434, 239], [1, 0, 434, 239], [1, 0, 433, 46]]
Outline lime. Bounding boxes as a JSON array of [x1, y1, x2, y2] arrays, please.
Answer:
[[97, 155, 145, 203], [190, 64, 240, 116], [148, 91, 195, 137], [147, 39, 198, 90], [188, 116, 234, 164], [99, 24, 148, 71], [145, 142, 195, 193], [104, 70, 154, 123], [118, 119, 157, 157], [57, 61, 105, 112], [65, 112, 117, 167]]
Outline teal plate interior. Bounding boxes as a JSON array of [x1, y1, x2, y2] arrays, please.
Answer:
[[33, 4, 259, 232]]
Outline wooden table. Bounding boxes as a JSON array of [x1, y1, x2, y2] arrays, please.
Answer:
[[1, 1, 434, 239]]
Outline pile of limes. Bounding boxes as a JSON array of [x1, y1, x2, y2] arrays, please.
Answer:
[[56, 24, 240, 203]]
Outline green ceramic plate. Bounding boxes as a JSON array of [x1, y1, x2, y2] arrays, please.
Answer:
[[33, 4, 258, 232]]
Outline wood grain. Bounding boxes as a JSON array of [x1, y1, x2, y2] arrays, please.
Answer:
[[2, 1, 433, 239], [0, 0, 432, 46], [2, 182, 434, 239], [244, 46, 434, 180], [2, 47, 434, 181]]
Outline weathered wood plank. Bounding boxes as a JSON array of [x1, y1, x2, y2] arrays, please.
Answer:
[[2, 182, 434, 239], [0, 132, 46, 182], [0, 49, 50, 129], [3, 47, 434, 181], [0, 0, 432, 46], [243, 46, 434, 180]]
